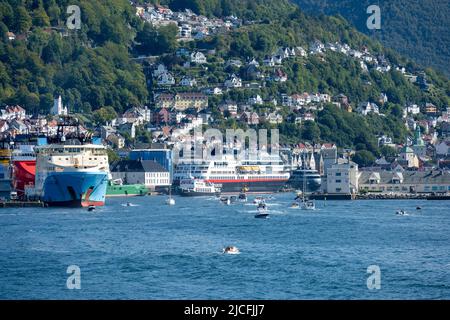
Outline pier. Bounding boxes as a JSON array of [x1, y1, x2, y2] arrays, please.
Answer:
[[308, 193, 450, 200]]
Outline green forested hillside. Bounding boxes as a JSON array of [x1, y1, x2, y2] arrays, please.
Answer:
[[292, 0, 450, 77], [0, 0, 147, 114], [0, 0, 449, 156]]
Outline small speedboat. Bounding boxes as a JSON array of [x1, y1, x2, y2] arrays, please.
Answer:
[[255, 202, 269, 218], [238, 193, 247, 202], [220, 196, 231, 205], [223, 246, 240, 254], [257, 202, 267, 212], [165, 197, 175, 205], [255, 212, 270, 219], [396, 209, 408, 216], [87, 205, 96, 212], [253, 197, 264, 205], [416, 206, 422, 210], [301, 200, 316, 210]]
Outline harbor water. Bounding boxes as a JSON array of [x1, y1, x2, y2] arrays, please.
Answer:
[[0, 194, 449, 299]]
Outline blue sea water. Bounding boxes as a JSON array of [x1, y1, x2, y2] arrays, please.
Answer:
[[0, 194, 449, 299]]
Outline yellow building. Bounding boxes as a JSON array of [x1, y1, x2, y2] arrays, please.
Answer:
[[155, 93, 208, 111]]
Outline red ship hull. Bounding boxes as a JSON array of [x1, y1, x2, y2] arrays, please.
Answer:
[[12, 160, 36, 197]]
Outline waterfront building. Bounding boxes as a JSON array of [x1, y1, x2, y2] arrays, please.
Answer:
[[129, 148, 173, 181], [359, 170, 450, 193], [320, 144, 338, 175], [110, 160, 170, 190], [325, 160, 359, 195]]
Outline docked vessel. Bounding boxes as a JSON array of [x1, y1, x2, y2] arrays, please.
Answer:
[[179, 178, 221, 196], [106, 179, 148, 197], [11, 144, 36, 199], [0, 140, 12, 200], [173, 154, 290, 194], [33, 118, 110, 207], [287, 168, 322, 192]]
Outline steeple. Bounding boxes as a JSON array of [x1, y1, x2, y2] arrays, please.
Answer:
[[413, 125, 424, 146]]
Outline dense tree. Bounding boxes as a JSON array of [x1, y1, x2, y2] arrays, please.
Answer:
[[292, 0, 450, 77], [93, 106, 118, 124], [352, 150, 376, 167], [14, 6, 32, 33], [135, 23, 178, 55]]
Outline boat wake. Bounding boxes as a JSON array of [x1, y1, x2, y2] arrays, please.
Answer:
[[223, 251, 240, 255], [121, 203, 139, 207]]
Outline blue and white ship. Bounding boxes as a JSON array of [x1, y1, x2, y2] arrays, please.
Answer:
[[33, 118, 110, 207]]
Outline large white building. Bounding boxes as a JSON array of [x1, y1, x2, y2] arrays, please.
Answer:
[[326, 160, 359, 194], [110, 160, 170, 190]]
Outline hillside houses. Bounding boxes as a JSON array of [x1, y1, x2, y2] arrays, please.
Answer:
[[224, 74, 242, 88], [357, 102, 380, 116], [180, 76, 197, 87], [281, 92, 331, 110], [240, 112, 260, 125], [190, 51, 207, 64], [156, 72, 176, 86], [0, 105, 27, 120], [155, 92, 208, 111], [135, 3, 241, 41]]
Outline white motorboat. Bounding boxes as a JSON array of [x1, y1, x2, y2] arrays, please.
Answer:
[[223, 246, 240, 254], [253, 196, 265, 205], [220, 196, 231, 205], [166, 188, 175, 205], [301, 200, 316, 210], [166, 197, 175, 205], [290, 202, 300, 209], [238, 192, 247, 202]]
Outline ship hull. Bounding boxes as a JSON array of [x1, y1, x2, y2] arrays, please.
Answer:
[[106, 184, 148, 197], [287, 178, 322, 192], [42, 172, 108, 207], [12, 160, 36, 197], [287, 172, 322, 192], [179, 190, 220, 197]]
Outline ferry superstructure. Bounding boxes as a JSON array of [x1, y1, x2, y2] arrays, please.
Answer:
[[173, 154, 290, 193]]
